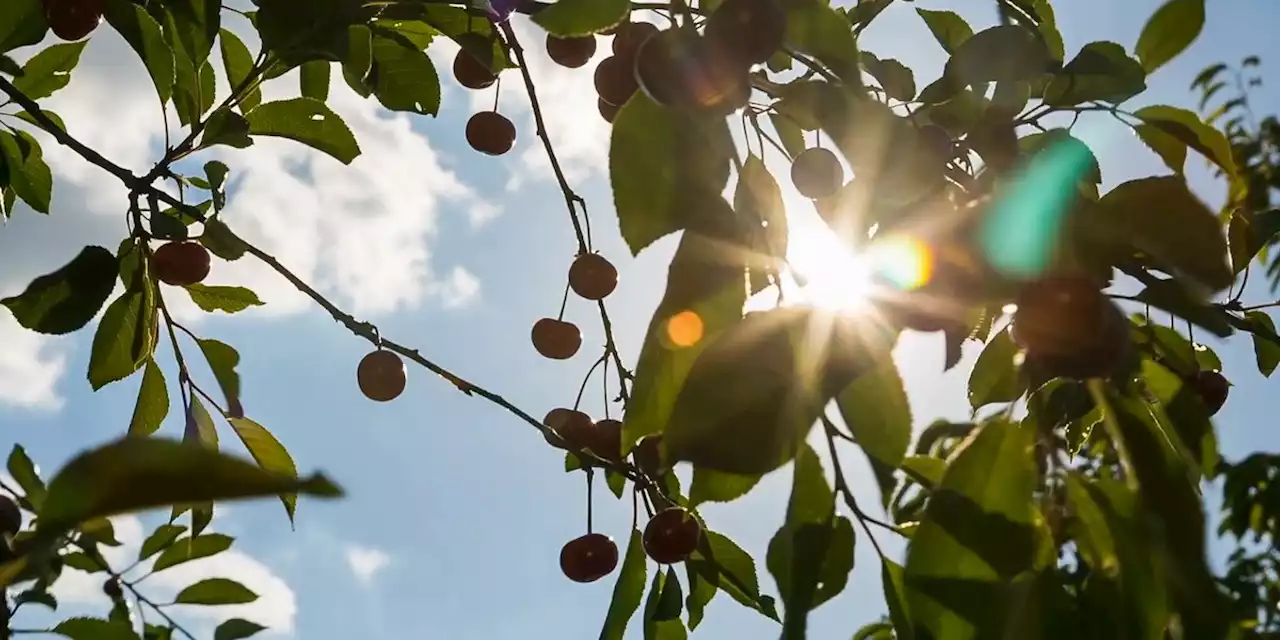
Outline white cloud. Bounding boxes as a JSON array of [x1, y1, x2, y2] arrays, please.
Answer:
[[433, 266, 482, 309], [343, 544, 392, 587], [0, 313, 67, 410], [52, 515, 298, 636]]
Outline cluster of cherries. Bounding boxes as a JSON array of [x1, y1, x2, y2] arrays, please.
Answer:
[[41, 0, 104, 41], [530, 252, 618, 360]]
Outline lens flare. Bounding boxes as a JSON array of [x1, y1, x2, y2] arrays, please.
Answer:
[[666, 310, 704, 348], [866, 234, 934, 291]]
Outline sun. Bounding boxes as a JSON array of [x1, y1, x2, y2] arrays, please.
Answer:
[[780, 219, 935, 313]]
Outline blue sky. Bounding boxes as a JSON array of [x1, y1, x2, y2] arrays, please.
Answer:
[[1, 0, 1278, 637]]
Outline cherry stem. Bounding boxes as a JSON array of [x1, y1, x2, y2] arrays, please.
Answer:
[[585, 471, 595, 534], [573, 353, 608, 412], [556, 280, 571, 321]]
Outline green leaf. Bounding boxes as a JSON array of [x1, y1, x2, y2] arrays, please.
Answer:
[[0, 54, 19, 76], [200, 218, 248, 261], [229, 418, 299, 521], [531, 0, 626, 36], [368, 34, 440, 115], [1099, 176, 1231, 292], [197, 339, 242, 416], [1135, 0, 1205, 73], [138, 524, 188, 561], [785, 1, 861, 83], [1044, 41, 1146, 106], [152, 534, 233, 572], [105, 0, 175, 103], [837, 361, 911, 505], [689, 469, 761, 507], [14, 109, 68, 136], [218, 29, 260, 111], [0, 0, 46, 54], [87, 287, 157, 391], [1018, 128, 1102, 183], [1134, 105, 1236, 178], [915, 8, 973, 55], [175, 578, 257, 605], [128, 360, 169, 437], [967, 329, 1025, 410], [1134, 278, 1233, 337], [1245, 311, 1280, 376], [946, 25, 1051, 87], [8, 444, 45, 510], [693, 531, 777, 620], [600, 529, 647, 640], [621, 231, 748, 450], [200, 109, 253, 149], [643, 568, 687, 639], [1063, 473, 1118, 574], [214, 619, 267, 640], [862, 54, 916, 102], [1229, 209, 1280, 273], [186, 395, 219, 449], [2, 246, 117, 335], [664, 307, 893, 475], [14, 588, 57, 611], [36, 437, 342, 533], [1028, 0, 1066, 62], [609, 95, 734, 255], [184, 284, 263, 314], [684, 563, 717, 631], [53, 617, 141, 640], [768, 113, 806, 160], [902, 456, 946, 490], [1134, 123, 1187, 174], [168, 0, 221, 66], [246, 98, 360, 164], [300, 60, 330, 101], [881, 559, 912, 637], [12, 42, 88, 100], [0, 130, 52, 213], [903, 419, 1040, 638]]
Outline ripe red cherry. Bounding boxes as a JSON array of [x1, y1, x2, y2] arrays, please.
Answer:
[[453, 50, 496, 90], [44, 0, 104, 41], [632, 434, 663, 475], [598, 98, 620, 123], [532, 318, 582, 360], [568, 253, 618, 300], [466, 111, 516, 156], [643, 507, 701, 564], [704, 0, 786, 66], [634, 28, 751, 115], [546, 35, 597, 68], [544, 408, 596, 450], [593, 419, 623, 462], [1010, 275, 1128, 380], [0, 496, 20, 535], [152, 241, 211, 286], [357, 350, 406, 402], [611, 21, 659, 58], [1190, 370, 1229, 415], [594, 55, 639, 107], [791, 148, 844, 199], [560, 533, 619, 583]]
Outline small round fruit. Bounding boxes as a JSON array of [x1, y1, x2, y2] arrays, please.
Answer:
[[633, 435, 663, 475], [560, 533, 619, 583], [1191, 370, 1229, 415], [453, 50, 496, 89], [704, 0, 786, 66], [532, 318, 582, 360], [611, 21, 659, 58], [790, 148, 844, 199], [594, 55, 639, 107], [1011, 275, 1128, 380], [593, 419, 623, 462], [103, 578, 123, 599], [356, 350, 407, 402], [643, 507, 701, 564], [0, 496, 20, 535], [544, 408, 596, 450], [547, 34, 597, 68], [466, 111, 516, 156], [634, 29, 751, 114], [45, 0, 104, 41], [568, 253, 618, 300], [598, 98, 620, 123], [152, 241, 211, 286]]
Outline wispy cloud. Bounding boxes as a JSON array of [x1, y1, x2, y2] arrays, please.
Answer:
[[344, 545, 393, 588]]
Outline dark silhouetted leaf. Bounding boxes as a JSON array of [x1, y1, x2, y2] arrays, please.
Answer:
[[916, 8, 973, 54], [0, 247, 117, 335], [785, 1, 861, 82], [87, 286, 157, 391], [152, 534, 233, 572], [104, 0, 175, 103], [8, 443, 45, 510], [200, 218, 248, 261], [214, 619, 267, 640], [128, 359, 169, 437], [0, 130, 52, 213], [300, 60, 330, 101], [175, 578, 257, 605], [1135, 0, 1205, 73], [684, 563, 717, 631], [1135, 123, 1187, 174], [600, 529, 647, 640], [37, 437, 341, 533], [1044, 41, 1146, 106], [967, 329, 1025, 409], [219, 29, 260, 111], [692, 531, 777, 621], [0, 0, 46, 54], [946, 25, 1051, 87], [138, 524, 188, 561], [245, 98, 360, 164], [1134, 278, 1233, 337], [532, 0, 626, 35], [863, 54, 916, 102], [1244, 311, 1280, 376], [53, 617, 141, 640]]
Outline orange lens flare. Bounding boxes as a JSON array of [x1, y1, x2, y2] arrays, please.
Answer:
[[666, 310, 704, 348], [867, 235, 934, 291]]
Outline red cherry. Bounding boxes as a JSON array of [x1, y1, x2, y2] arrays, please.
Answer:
[[704, 0, 786, 66], [532, 318, 582, 360], [1190, 370, 1229, 415], [593, 419, 623, 462], [466, 111, 516, 156], [790, 148, 844, 199], [44, 0, 104, 41], [643, 507, 701, 564], [594, 55, 639, 107], [544, 408, 596, 450], [547, 35, 597, 68], [611, 22, 659, 58], [453, 50, 496, 90], [356, 350, 406, 402], [598, 98, 620, 123], [152, 241, 211, 286], [560, 533, 619, 583], [632, 434, 663, 475], [568, 253, 618, 300]]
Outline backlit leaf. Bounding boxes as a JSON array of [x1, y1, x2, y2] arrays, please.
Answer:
[[300, 60, 330, 101], [185, 284, 263, 314], [105, 0, 175, 103], [600, 529, 647, 640], [689, 469, 762, 507], [128, 360, 169, 437], [967, 329, 1025, 410], [219, 29, 260, 111], [915, 8, 973, 54], [837, 361, 910, 506], [1245, 311, 1280, 376], [1044, 41, 1146, 106], [175, 578, 258, 605], [214, 619, 267, 640], [12, 42, 87, 100], [152, 534, 233, 572], [1135, 0, 1205, 73], [946, 25, 1051, 87], [7, 444, 45, 510], [0, 0, 46, 54], [138, 524, 188, 561], [532, 0, 627, 36], [53, 617, 141, 640], [1134, 105, 1236, 178], [229, 418, 298, 521], [369, 34, 440, 115], [0, 130, 52, 213], [87, 287, 157, 391], [2, 246, 117, 335]]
